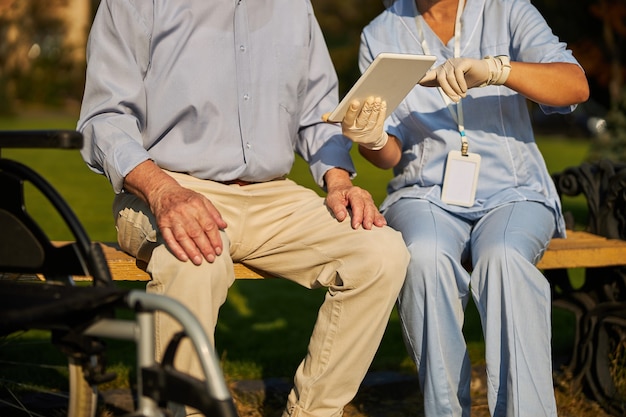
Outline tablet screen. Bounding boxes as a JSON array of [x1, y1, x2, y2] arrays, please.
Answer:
[[326, 52, 436, 123]]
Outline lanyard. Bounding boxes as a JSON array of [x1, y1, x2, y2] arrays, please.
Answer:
[[413, 0, 469, 155]]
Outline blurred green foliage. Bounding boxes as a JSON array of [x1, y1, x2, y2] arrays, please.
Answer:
[[2, 1, 623, 130]]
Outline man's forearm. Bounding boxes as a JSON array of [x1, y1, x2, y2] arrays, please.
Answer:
[[323, 167, 353, 191], [123, 160, 179, 205]]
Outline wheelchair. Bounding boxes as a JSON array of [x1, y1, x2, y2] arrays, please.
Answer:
[[0, 130, 239, 417]]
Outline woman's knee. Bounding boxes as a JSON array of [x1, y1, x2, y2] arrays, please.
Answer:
[[473, 241, 536, 271]]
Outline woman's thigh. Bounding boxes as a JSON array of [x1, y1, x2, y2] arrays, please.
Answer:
[[384, 198, 472, 266], [470, 201, 555, 266]]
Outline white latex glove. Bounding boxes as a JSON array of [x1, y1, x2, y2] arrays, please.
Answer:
[[341, 97, 388, 150], [419, 56, 511, 102]]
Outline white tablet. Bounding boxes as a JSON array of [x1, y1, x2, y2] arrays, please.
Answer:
[[326, 52, 436, 123]]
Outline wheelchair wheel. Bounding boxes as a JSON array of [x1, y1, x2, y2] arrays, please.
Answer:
[[0, 331, 97, 417]]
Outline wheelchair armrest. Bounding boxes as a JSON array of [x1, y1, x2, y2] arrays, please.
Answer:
[[0, 130, 83, 150]]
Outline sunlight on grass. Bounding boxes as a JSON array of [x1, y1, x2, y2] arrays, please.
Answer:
[[221, 358, 264, 382], [98, 364, 132, 391], [252, 318, 288, 332], [225, 285, 254, 318]]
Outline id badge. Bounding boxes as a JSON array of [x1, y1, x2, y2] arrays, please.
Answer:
[[441, 150, 481, 207]]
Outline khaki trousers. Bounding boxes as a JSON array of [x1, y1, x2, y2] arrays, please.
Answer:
[[113, 173, 409, 417]]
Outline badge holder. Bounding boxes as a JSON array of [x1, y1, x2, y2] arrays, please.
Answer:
[[441, 134, 481, 207]]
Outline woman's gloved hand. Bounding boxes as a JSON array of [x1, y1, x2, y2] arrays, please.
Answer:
[[419, 56, 511, 102], [341, 97, 388, 150]]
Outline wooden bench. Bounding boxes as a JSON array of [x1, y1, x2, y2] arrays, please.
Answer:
[[96, 229, 626, 281]]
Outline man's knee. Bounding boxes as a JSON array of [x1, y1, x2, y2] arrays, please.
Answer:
[[147, 244, 235, 298], [353, 227, 410, 288]]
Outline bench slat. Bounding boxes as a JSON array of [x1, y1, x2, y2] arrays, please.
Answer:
[[98, 243, 267, 281], [537, 230, 626, 269]]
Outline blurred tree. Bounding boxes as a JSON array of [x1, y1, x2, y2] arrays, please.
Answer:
[[534, 0, 626, 161], [62, 0, 91, 64], [534, 0, 624, 112], [583, 0, 626, 161], [1, 0, 622, 139], [0, 0, 89, 115], [312, 0, 385, 94], [0, 0, 30, 114]]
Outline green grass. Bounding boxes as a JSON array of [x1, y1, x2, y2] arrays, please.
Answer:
[[0, 115, 591, 387], [1, 114, 117, 242]]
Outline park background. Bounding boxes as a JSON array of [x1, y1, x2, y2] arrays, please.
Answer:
[[1, 1, 625, 416]]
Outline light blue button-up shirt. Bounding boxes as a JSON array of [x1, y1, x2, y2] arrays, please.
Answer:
[[78, 0, 354, 194], [360, 0, 582, 237]]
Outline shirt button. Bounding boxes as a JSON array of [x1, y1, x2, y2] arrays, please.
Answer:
[[243, 94, 249, 101], [239, 45, 246, 52], [246, 143, 252, 149]]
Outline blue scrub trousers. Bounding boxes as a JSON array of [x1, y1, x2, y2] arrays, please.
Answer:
[[385, 199, 558, 417]]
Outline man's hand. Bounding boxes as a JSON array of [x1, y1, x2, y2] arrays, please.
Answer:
[[124, 161, 227, 265], [150, 182, 227, 265], [341, 97, 389, 150], [419, 56, 511, 102], [324, 168, 386, 230]]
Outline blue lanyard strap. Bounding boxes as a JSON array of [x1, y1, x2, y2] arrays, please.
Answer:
[[412, 0, 469, 155]]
